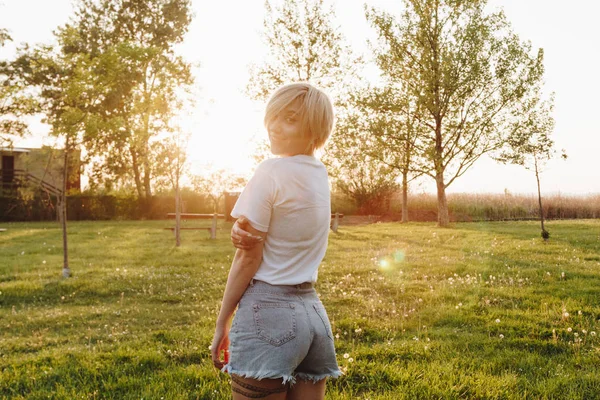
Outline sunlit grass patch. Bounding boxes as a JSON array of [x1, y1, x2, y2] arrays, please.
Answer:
[[1, 219, 600, 398]]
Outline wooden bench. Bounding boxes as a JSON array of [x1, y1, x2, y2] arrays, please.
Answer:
[[166, 213, 225, 239], [166, 212, 345, 239]]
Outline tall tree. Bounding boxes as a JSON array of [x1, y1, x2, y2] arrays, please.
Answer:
[[495, 93, 564, 240], [327, 95, 402, 215], [0, 29, 39, 147], [367, 0, 546, 226], [60, 0, 194, 200], [345, 86, 425, 221], [247, 0, 352, 101], [153, 130, 189, 246]]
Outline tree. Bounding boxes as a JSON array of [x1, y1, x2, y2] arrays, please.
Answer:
[[246, 0, 353, 101], [327, 96, 402, 215], [367, 0, 547, 226], [0, 28, 39, 147], [58, 0, 194, 200], [345, 85, 425, 221], [153, 131, 189, 246], [495, 93, 565, 240], [191, 168, 247, 213]]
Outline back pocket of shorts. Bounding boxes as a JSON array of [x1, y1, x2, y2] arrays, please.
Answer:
[[313, 303, 333, 340], [253, 303, 297, 347]]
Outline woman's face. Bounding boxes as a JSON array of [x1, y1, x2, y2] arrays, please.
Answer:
[[267, 102, 312, 157]]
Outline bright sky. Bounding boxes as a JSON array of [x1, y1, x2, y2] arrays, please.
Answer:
[[0, 0, 598, 195]]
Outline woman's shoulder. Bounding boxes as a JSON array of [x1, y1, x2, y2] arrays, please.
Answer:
[[256, 156, 326, 181]]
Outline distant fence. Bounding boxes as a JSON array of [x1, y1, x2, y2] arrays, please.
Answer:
[[0, 193, 217, 222], [2, 192, 599, 222]]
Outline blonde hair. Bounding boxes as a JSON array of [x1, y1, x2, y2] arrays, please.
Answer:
[[264, 83, 334, 152]]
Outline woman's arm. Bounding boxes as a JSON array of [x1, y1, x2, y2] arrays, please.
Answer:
[[217, 224, 266, 327], [212, 222, 267, 369], [231, 216, 263, 250]]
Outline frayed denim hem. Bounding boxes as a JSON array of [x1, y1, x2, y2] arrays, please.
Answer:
[[221, 364, 296, 385], [294, 369, 344, 384]]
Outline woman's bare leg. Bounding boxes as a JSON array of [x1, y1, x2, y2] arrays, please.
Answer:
[[287, 378, 326, 400], [231, 375, 288, 399]]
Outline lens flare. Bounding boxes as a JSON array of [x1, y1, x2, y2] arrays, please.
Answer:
[[394, 250, 405, 263], [379, 259, 390, 269]]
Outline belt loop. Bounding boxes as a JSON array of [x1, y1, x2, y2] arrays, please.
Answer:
[[250, 279, 255, 286]]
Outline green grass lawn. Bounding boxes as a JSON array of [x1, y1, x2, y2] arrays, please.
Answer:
[[1, 219, 599, 399]]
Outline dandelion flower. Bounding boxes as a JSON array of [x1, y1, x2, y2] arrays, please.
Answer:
[[499, 334, 504, 339], [567, 327, 572, 332], [495, 319, 501, 324], [343, 353, 349, 359], [348, 358, 354, 363], [590, 332, 596, 336]]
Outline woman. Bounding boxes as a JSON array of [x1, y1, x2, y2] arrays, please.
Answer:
[[211, 82, 341, 399]]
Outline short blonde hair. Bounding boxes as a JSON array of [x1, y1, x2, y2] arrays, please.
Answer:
[[264, 83, 334, 151]]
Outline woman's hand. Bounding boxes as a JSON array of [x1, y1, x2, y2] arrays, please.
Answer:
[[211, 324, 230, 371], [231, 216, 263, 250]]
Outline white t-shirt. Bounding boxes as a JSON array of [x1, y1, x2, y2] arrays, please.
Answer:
[[231, 155, 330, 285]]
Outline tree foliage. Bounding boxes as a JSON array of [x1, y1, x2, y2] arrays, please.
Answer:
[[0, 28, 39, 147], [41, 0, 194, 199], [341, 85, 425, 219], [327, 92, 403, 214], [191, 168, 247, 213], [495, 92, 565, 239], [367, 0, 547, 226], [246, 0, 353, 101]]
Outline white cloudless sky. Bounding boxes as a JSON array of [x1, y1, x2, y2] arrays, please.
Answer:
[[0, 0, 598, 195]]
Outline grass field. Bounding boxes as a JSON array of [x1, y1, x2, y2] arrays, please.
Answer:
[[1, 219, 599, 399]]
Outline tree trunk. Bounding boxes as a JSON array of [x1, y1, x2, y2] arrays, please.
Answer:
[[436, 170, 449, 227], [434, 116, 449, 227], [143, 149, 152, 199], [61, 136, 71, 278], [534, 156, 546, 236], [130, 147, 144, 199], [401, 170, 408, 223]]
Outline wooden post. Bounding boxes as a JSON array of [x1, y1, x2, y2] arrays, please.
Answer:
[[211, 213, 217, 239], [61, 136, 71, 279], [332, 212, 339, 233]]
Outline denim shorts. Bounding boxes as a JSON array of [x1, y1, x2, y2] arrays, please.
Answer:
[[221, 280, 342, 385]]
